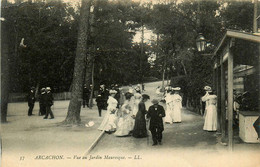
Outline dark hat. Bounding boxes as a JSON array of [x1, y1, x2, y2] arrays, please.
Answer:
[[142, 94, 150, 100], [125, 92, 133, 100], [151, 99, 159, 104]]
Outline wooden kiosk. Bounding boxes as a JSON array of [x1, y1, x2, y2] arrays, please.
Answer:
[[213, 30, 260, 150]]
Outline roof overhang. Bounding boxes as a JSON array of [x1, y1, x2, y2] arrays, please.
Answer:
[[214, 29, 260, 56]]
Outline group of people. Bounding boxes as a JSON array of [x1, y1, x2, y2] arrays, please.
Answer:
[[97, 85, 165, 146], [27, 86, 54, 119], [164, 86, 183, 124]]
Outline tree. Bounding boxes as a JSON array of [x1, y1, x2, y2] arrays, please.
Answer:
[[64, 0, 91, 124], [1, 4, 10, 123], [2, 1, 79, 93]]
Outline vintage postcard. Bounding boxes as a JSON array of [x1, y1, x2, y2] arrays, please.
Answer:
[[1, 0, 260, 167]]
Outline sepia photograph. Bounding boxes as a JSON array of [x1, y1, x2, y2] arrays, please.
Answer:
[[1, 0, 260, 166]]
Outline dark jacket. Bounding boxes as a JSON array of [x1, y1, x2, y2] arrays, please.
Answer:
[[95, 95, 103, 108], [39, 92, 46, 105], [147, 105, 165, 131], [43, 91, 53, 106], [83, 87, 90, 100], [97, 88, 109, 109], [27, 91, 36, 105]]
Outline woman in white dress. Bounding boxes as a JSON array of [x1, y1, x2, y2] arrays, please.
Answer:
[[202, 90, 217, 131], [98, 90, 118, 132], [114, 92, 134, 136], [164, 89, 174, 124], [172, 87, 182, 123]]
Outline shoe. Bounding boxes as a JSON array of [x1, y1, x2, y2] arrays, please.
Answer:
[[158, 142, 162, 145], [152, 143, 158, 146], [49, 117, 54, 119], [43, 117, 47, 119]]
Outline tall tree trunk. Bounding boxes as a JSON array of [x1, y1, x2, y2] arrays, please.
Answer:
[[162, 55, 167, 90], [64, 0, 91, 124], [85, 4, 95, 108], [1, 10, 10, 123], [140, 19, 144, 84], [89, 59, 94, 108]]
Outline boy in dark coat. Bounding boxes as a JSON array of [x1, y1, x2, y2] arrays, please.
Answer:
[[95, 94, 103, 117], [27, 87, 36, 116], [147, 99, 165, 146], [83, 84, 90, 108]]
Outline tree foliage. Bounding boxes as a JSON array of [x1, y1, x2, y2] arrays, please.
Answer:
[[2, 0, 257, 115]]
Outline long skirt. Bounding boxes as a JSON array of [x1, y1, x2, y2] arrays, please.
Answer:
[[173, 106, 181, 122], [114, 116, 133, 136], [132, 117, 147, 138], [98, 111, 118, 132], [164, 106, 174, 124], [203, 105, 217, 131]]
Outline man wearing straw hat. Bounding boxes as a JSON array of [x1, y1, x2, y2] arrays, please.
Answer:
[[147, 99, 165, 146], [43, 87, 54, 119]]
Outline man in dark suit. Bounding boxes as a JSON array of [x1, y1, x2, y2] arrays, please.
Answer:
[[99, 84, 109, 110], [39, 88, 46, 116], [27, 86, 36, 116], [43, 87, 54, 119], [147, 99, 165, 146]]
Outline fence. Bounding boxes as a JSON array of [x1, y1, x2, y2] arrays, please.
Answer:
[[8, 92, 72, 102]]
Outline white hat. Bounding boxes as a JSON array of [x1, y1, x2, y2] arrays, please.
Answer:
[[109, 90, 117, 94], [85, 121, 95, 127], [46, 87, 51, 90], [173, 87, 181, 91], [204, 86, 212, 92]]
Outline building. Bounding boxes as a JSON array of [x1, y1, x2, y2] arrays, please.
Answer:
[[213, 30, 260, 150]]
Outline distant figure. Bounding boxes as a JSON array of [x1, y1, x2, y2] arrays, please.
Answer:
[[132, 94, 150, 138], [156, 86, 161, 95], [39, 88, 46, 116], [135, 86, 141, 94], [128, 85, 135, 94], [43, 87, 54, 119], [147, 99, 165, 146], [96, 94, 103, 117], [202, 88, 217, 132], [83, 84, 90, 108], [27, 87, 36, 116], [99, 84, 109, 110], [172, 87, 182, 123]]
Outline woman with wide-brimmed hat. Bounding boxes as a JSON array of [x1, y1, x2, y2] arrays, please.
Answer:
[[172, 87, 182, 123], [202, 87, 217, 131], [114, 92, 134, 137], [98, 89, 118, 133], [164, 87, 174, 124], [132, 94, 150, 138]]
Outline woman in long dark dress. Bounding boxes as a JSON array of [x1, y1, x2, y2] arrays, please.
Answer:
[[132, 94, 150, 138]]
